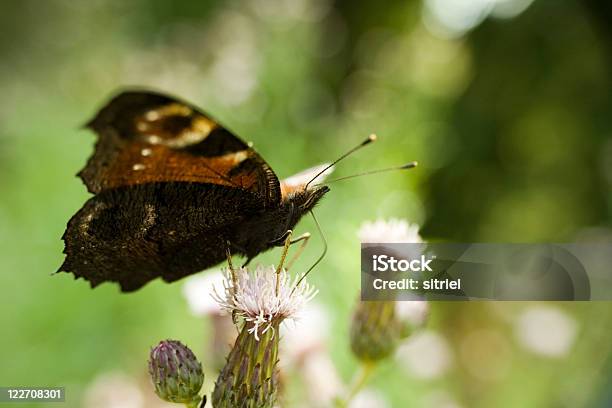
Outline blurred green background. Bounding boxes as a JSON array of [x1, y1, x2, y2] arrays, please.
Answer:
[[1, 0, 612, 407]]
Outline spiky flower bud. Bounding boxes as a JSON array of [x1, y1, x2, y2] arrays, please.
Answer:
[[148, 340, 204, 406], [350, 300, 403, 362]]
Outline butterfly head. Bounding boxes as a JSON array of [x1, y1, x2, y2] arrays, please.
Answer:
[[279, 163, 333, 214], [284, 184, 330, 213]]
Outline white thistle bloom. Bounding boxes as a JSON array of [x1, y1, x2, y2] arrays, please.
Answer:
[[358, 218, 422, 243], [182, 270, 226, 316], [212, 265, 318, 340]]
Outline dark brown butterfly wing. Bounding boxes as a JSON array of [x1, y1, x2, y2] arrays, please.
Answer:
[[60, 91, 281, 291], [79, 90, 280, 208]]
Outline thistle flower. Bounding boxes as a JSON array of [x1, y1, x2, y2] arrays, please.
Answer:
[[351, 219, 428, 361], [148, 340, 204, 407], [212, 265, 317, 408], [358, 218, 422, 244], [212, 265, 318, 341], [350, 300, 403, 362]]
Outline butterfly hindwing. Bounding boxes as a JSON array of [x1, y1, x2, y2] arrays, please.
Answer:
[[60, 181, 266, 291]]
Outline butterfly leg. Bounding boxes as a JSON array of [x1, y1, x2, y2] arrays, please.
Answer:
[[268, 229, 292, 246], [275, 230, 294, 296], [225, 242, 237, 286], [285, 232, 311, 271], [226, 242, 240, 327], [225, 240, 251, 268]]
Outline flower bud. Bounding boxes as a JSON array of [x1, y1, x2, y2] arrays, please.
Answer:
[[350, 301, 403, 362], [148, 340, 204, 406], [212, 321, 280, 408]]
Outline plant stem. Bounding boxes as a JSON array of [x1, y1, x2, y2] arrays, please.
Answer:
[[337, 362, 377, 407]]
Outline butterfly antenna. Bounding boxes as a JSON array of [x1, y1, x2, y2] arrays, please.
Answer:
[[292, 210, 327, 293], [304, 134, 377, 190], [317, 161, 418, 185]]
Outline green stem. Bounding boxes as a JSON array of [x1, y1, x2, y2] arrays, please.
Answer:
[[337, 362, 377, 407]]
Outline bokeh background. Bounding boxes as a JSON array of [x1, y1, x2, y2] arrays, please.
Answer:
[[1, 0, 612, 407]]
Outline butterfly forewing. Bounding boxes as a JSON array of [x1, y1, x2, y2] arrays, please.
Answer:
[[79, 91, 280, 208]]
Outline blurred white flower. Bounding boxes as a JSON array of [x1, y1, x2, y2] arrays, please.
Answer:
[[515, 306, 578, 357], [280, 302, 344, 407], [423, 0, 493, 38], [395, 300, 429, 328], [282, 301, 330, 360], [350, 388, 390, 408], [182, 270, 226, 316], [209, 313, 239, 371], [281, 302, 343, 406], [396, 330, 452, 379], [212, 265, 317, 340], [358, 219, 422, 243], [423, 0, 534, 38], [84, 372, 144, 408], [301, 352, 345, 406]]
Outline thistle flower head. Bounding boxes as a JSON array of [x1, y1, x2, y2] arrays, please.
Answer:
[[352, 219, 429, 361], [358, 218, 422, 243], [147, 340, 204, 405], [212, 265, 318, 340]]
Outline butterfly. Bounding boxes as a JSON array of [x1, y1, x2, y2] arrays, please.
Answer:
[[59, 90, 332, 292]]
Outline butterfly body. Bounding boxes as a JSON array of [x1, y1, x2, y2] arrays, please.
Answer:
[[59, 91, 329, 292]]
